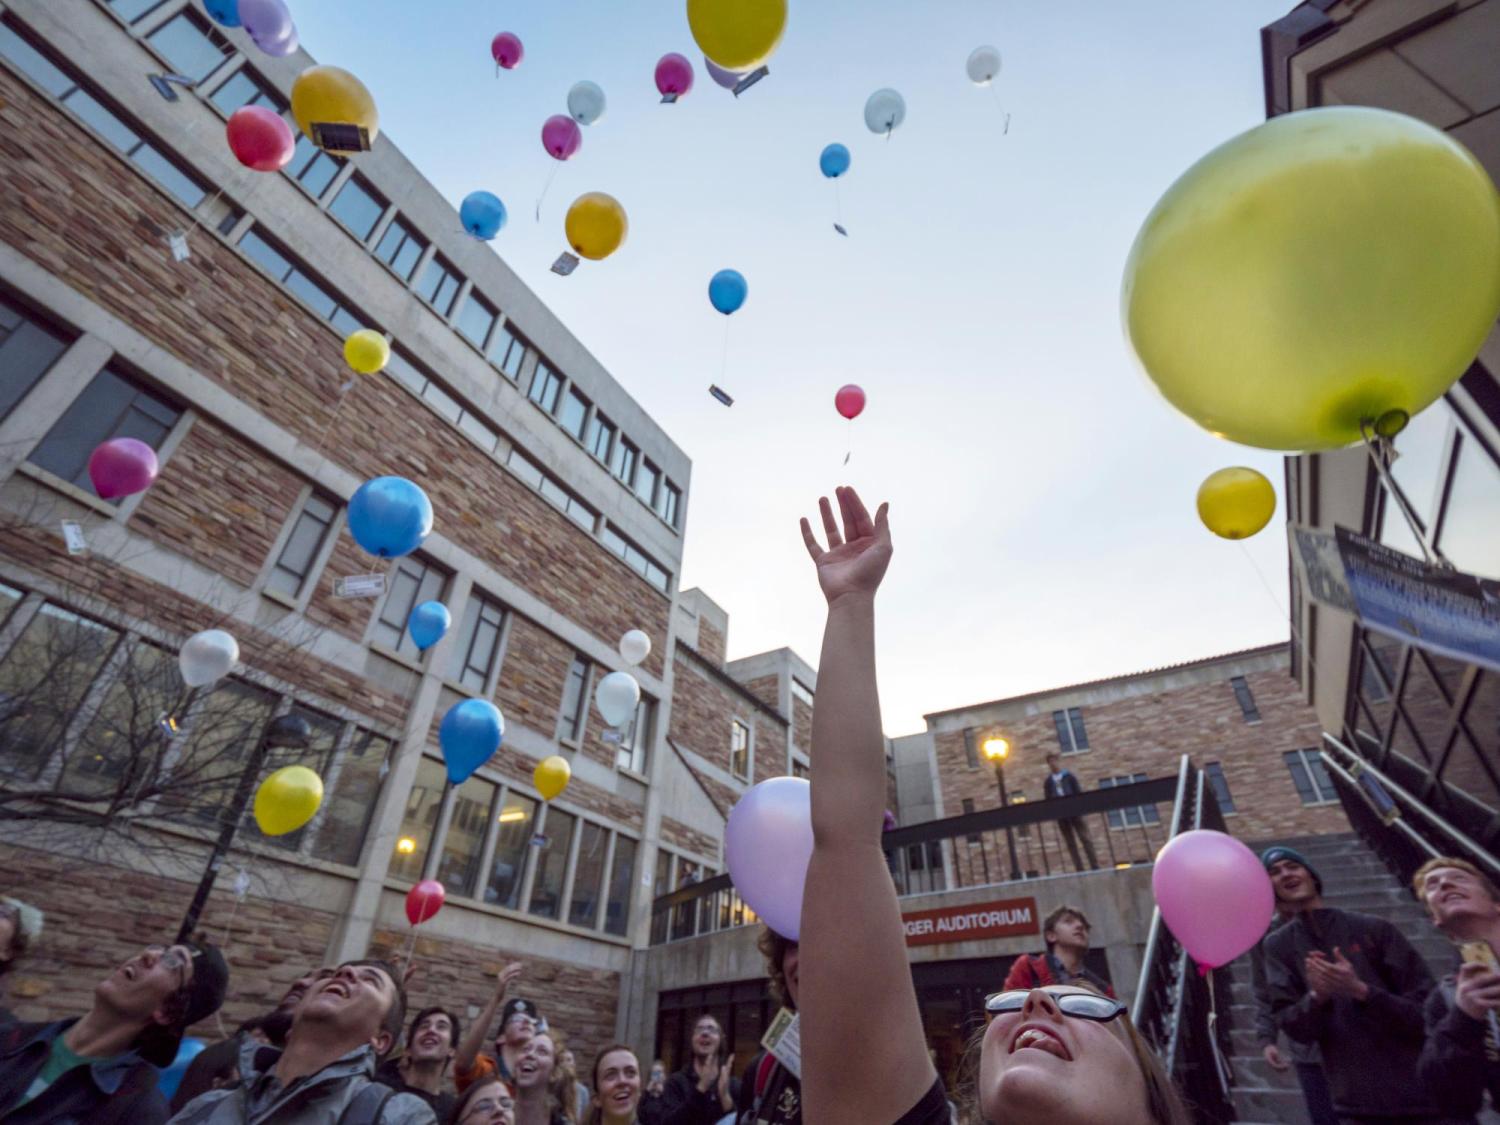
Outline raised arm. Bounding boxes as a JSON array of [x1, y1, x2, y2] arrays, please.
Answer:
[[455, 961, 522, 1075], [798, 487, 934, 1124]]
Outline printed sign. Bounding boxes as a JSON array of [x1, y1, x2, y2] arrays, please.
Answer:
[[168, 231, 190, 262], [60, 520, 88, 556], [901, 897, 1038, 947], [760, 1007, 801, 1079], [334, 573, 386, 599]]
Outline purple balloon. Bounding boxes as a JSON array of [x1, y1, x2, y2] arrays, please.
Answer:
[[541, 115, 582, 161], [1151, 829, 1275, 971], [240, 0, 294, 52], [725, 778, 812, 940], [705, 57, 742, 90], [87, 438, 159, 500], [655, 53, 695, 98]]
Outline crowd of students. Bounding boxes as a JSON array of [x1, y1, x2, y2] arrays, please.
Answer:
[[0, 487, 1495, 1124]]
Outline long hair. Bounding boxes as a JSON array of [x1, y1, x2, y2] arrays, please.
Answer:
[[584, 1043, 639, 1125], [549, 1039, 578, 1123], [756, 927, 796, 1011]]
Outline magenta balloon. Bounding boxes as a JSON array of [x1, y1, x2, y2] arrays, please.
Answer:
[[541, 114, 582, 160], [239, 0, 293, 49], [704, 56, 742, 89], [491, 31, 523, 69], [655, 53, 695, 97], [725, 778, 813, 940], [1151, 829, 1275, 971], [87, 438, 159, 500]]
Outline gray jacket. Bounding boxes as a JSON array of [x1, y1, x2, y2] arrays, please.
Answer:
[[167, 1039, 435, 1125]]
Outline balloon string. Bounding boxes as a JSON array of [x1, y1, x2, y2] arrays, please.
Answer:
[[844, 418, 852, 466], [1235, 540, 1331, 691], [834, 179, 842, 226], [535, 162, 561, 223], [721, 318, 731, 387], [307, 378, 357, 480], [988, 84, 1012, 134], [1359, 426, 1440, 565]]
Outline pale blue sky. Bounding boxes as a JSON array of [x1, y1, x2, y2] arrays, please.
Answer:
[[294, 0, 1299, 735]]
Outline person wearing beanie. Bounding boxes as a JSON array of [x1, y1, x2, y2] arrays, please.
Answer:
[[454, 962, 532, 1094], [1260, 844, 1454, 1123], [0, 938, 228, 1124]]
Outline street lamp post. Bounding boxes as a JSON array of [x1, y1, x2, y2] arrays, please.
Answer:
[[982, 737, 1022, 882]]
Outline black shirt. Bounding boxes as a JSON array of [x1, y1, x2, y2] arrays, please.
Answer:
[[374, 1057, 456, 1119], [734, 1053, 948, 1125]]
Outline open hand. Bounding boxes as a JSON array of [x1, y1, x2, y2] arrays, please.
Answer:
[[496, 961, 523, 997], [694, 1055, 721, 1093], [717, 1054, 735, 1106], [1455, 961, 1500, 1021], [1306, 948, 1368, 1001], [800, 486, 892, 606]]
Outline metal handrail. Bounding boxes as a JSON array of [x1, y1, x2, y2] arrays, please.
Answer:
[[1316, 744, 1440, 861]]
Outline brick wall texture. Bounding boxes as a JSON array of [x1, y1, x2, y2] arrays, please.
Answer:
[[695, 619, 726, 668], [793, 697, 813, 758], [668, 646, 786, 801], [660, 815, 719, 862]]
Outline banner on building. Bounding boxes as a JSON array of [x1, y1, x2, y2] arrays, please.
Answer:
[[901, 897, 1038, 947]]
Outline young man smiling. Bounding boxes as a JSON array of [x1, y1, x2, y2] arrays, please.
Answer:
[[1002, 906, 1115, 997], [377, 1006, 461, 1118]]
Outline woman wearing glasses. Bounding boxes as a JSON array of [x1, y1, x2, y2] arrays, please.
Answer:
[[450, 1076, 516, 1125], [796, 488, 1189, 1125]]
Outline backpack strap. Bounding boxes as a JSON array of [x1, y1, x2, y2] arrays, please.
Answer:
[[754, 1052, 778, 1099], [336, 1082, 395, 1125]]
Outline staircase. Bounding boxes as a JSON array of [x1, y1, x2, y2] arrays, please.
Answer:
[[1225, 832, 1475, 1125]]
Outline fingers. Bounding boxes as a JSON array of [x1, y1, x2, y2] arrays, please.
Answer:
[[875, 501, 890, 540], [799, 517, 824, 561], [819, 496, 843, 548], [840, 486, 876, 540]]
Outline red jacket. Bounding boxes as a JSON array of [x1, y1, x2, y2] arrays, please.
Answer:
[[1002, 952, 1116, 998]]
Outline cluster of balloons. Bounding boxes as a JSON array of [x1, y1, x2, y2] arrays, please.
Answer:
[[347, 477, 433, 559], [88, 438, 159, 501]]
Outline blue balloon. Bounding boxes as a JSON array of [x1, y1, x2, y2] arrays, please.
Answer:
[[347, 477, 433, 559], [460, 191, 507, 240], [440, 699, 505, 784], [157, 1037, 207, 1100], [708, 269, 748, 316], [408, 600, 451, 651], [820, 143, 851, 179], [203, 0, 241, 27]]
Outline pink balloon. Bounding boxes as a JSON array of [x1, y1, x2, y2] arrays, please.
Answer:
[[655, 53, 695, 98], [835, 384, 866, 420], [491, 32, 523, 69], [541, 115, 582, 161], [705, 56, 742, 90], [87, 438, 159, 500], [1151, 829, 1275, 971], [226, 106, 295, 172], [405, 878, 446, 926], [725, 778, 812, 940]]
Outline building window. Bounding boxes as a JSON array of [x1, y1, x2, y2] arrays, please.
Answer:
[[1230, 676, 1260, 723], [486, 791, 539, 909], [28, 368, 180, 497], [416, 256, 462, 317], [528, 806, 578, 920], [507, 450, 598, 530], [1204, 761, 1236, 814], [1052, 707, 1089, 754], [585, 411, 615, 463], [310, 728, 392, 866], [962, 728, 978, 769], [791, 679, 814, 707], [252, 705, 343, 851], [559, 656, 590, 743], [373, 215, 425, 281], [0, 294, 70, 423], [1284, 749, 1338, 806], [604, 834, 638, 937], [617, 696, 654, 775], [730, 720, 751, 780], [449, 591, 505, 692], [327, 175, 387, 242], [371, 557, 447, 658], [486, 323, 526, 379], [1100, 774, 1160, 827], [792, 760, 809, 779], [144, 12, 228, 84], [601, 525, 671, 593], [237, 228, 366, 331], [657, 481, 681, 528], [529, 362, 562, 414], [286, 135, 342, 197], [265, 493, 337, 598], [208, 67, 284, 114], [437, 774, 496, 898], [634, 459, 660, 507], [59, 640, 176, 796], [106, 0, 169, 22], [568, 820, 610, 929], [388, 756, 447, 882], [611, 437, 639, 487], [456, 293, 498, 350], [558, 387, 590, 440]]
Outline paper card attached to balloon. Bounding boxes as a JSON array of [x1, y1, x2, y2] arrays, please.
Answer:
[[733, 66, 768, 96], [334, 573, 386, 599], [168, 231, 190, 262], [709, 385, 734, 407], [310, 122, 370, 154], [60, 520, 87, 556], [552, 253, 580, 276]]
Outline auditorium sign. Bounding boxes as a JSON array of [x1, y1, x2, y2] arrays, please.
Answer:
[[901, 897, 1039, 947]]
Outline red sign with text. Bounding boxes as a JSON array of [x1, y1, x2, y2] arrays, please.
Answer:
[[902, 897, 1039, 947]]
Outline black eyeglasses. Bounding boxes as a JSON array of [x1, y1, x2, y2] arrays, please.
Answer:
[[984, 989, 1126, 1023]]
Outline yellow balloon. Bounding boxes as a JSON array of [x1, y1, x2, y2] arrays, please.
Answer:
[[534, 755, 571, 802], [565, 193, 628, 261], [253, 765, 324, 836], [1124, 107, 1500, 452], [1197, 467, 1276, 540], [687, 0, 788, 71], [290, 66, 379, 154], [343, 329, 389, 375]]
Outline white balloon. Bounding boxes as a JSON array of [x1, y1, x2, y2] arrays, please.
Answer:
[[618, 629, 652, 667], [966, 45, 1001, 85], [567, 81, 606, 126], [594, 670, 641, 728], [864, 88, 906, 136], [180, 629, 239, 688]]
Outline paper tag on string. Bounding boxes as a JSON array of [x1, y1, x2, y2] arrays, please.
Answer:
[[232, 868, 251, 900], [168, 231, 190, 262], [833, 223, 848, 237], [601, 730, 622, 744], [334, 573, 386, 599], [733, 67, 769, 97], [660, 93, 679, 104], [761, 1008, 801, 1079], [551, 253, 579, 276], [60, 520, 88, 555]]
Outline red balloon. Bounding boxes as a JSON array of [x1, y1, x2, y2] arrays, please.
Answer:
[[655, 53, 695, 98], [405, 879, 446, 925], [542, 115, 582, 161], [491, 32, 523, 69], [835, 384, 867, 420], [87, 437, 159, 500], [225, 105, 295, 172]]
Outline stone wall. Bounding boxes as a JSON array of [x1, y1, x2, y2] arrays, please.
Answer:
[[667, 645, 786, 801]]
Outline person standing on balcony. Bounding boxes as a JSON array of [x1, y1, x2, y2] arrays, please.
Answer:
[[1413, 856, 1500, 1117], [1260, 845, 1458, 1124], [1043, 754, 1099, 871], [1002, 906, 1115, 998]]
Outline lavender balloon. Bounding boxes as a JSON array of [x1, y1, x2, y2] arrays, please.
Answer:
[[240, 0, 295, 55], [725, 777, 813, 940], [1151, 829, 1275, 972], [705, 57, 742, 90]]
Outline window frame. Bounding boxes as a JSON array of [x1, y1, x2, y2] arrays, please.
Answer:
[[368, 555, 450, 660], [1284, 748, 1338, 806], [448, 590, 507, 695], [326, 173, 389, 244], [558, 655, 591, 745], [1204, 761, 1236, 815], [730, 719, 752, 781], [1230, 676, 1261, 723], [263, 491, 340, 603], [372, 214, 426, 282], [1051, 707, 1090, 755]]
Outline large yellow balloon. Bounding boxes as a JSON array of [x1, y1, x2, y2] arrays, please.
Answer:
[[1124, 107, 1500, 452], [1197, 467, 1276, 540], [565, 193, 628, 261], [290, 66, 379, 154], [534, 755, 571, 802], [253, 765, 324, 836], [687, 0, 788, 71], [343, 329, 389, 375]]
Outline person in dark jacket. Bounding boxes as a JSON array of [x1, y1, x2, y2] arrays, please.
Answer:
[[659, 1014, 736, 1125], [1043, 753, 1099, 870], [1002, 906, 1115, 997], [377, 1005, 461, 1118], [735, 927, 799, 1125], [1260, 845, 1460, 1124], [1413, 856, 1500, 1118], [0, 937, 228, 1125]]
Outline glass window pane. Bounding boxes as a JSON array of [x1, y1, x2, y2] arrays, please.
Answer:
[[0, 605, 119, 779], [238, 229, 292, 280], [209, 70, 277, 114], [311, 729, 392, 866], [385, 349, 427, 396], [487, 324, 524, 377], [457, 295, 496, 349], [28, 369, 180, 494], [284, 270, 338, 320], [62, 89, 139, 152], [1390, 402, 1451, 529], [248, 706, 342, 850], [605, 835, 637, 936], [449, 595, 503, 691], [167, 680, 277, 826], [0, 299, 69, 422], [328, 176, 386, 242], [421, 382, 461, 423], [561, 658, 588, 741], [389, 756, 448, 882], [107, 0, 169, 20], [457, 412, 498, 453], [568, 821, 609, 928], [0, 23, 75, 97], [1436, 430, 1500, 580], [529, 365, 561, 413], [634, 461, 659, 506], [130, 144, 206, 209], [486, 791, 538, 909], [528, 807, 576, 919], [268, 496, 336, 597], [586, 414, 614, 462], [145, 14, 226, 84], [295, 148, 341, 197], [59, 643, 176, 797], [1069, 709, 1089, 750], [375, 218, 425, 281], [437, 774, 496, 897], [559, 389, 589, 439]]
